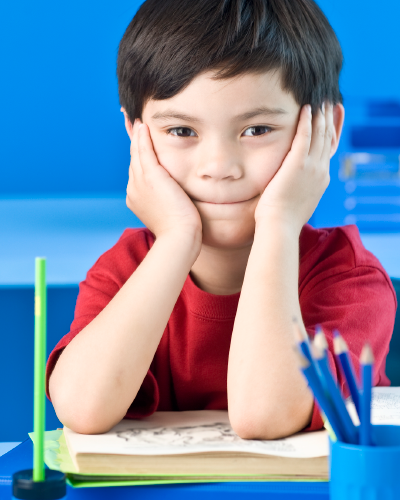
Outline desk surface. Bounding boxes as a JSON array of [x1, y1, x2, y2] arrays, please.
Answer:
[[1, 196, 399, 285], [0, 440, 329, 499]]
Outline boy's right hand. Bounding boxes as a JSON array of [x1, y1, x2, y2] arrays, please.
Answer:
[[126, 119, 203, 243]]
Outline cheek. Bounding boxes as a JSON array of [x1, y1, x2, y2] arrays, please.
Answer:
[[259, 129, 297, 188], [150, 134, 192, 184], [249, 145, 290, 190]]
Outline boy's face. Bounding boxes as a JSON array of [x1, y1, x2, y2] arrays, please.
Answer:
[[139, 70, 318, 248]]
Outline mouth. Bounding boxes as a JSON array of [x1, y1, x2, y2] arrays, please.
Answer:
[[192, 195, 257, 205]]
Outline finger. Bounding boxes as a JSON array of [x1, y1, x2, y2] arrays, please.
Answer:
[[290, 105, 312, 159], [130, 119, 144, 176], [308, 102, 326, 162], [320, 103, 334, 164], [127, 120, 140, 202], [138, 123, 167, 177]]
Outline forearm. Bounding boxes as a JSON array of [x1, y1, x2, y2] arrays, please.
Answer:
[[228, 219, 313, 439], [49, 230, 201, 434]]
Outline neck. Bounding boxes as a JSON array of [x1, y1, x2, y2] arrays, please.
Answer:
[[190, 242, 253, 295]]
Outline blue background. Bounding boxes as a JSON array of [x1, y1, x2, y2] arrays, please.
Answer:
[[1, 0, 400, 196], [1, 0, 400, 441]]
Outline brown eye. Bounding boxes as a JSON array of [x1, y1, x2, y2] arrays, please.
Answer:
[[167, 127, 197, 137], [243, 126, 272, 137]]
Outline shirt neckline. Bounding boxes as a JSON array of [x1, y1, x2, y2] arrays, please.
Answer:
[[181, 271, 241, 320]]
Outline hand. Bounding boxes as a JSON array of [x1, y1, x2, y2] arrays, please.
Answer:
[[126, 119, 203, 241], [254, 102, 333, 234]]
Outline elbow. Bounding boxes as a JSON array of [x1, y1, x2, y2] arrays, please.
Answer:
[[50, 381, 122, 435], [230, 402, 313, 440], [62, 416, 115, 435], [229, 388, 314, 440], [54, 403, 120, 435], [230, 413, 292, 441]]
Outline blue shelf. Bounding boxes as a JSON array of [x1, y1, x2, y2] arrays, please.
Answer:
[[313, 97, 400, 232]]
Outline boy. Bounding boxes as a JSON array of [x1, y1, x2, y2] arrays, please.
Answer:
[[46, 0, 397, 439]]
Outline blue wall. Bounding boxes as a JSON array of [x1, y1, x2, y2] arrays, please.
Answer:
[[0, 1, 141, 196], [318, 0, 400, 101], [1, 0, 399, 196]]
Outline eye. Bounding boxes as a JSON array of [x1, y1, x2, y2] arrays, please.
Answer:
[[242, 126, 273, 137], [166, 127, 197, 137]]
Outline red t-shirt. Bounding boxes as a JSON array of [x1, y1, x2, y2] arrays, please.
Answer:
[[46, 224, 397, 432]]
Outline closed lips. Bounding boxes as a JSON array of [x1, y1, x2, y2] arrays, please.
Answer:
[[193, 196, 256, 204]]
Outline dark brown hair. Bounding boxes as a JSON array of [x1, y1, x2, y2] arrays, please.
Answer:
[[117, 0, 343, 123]]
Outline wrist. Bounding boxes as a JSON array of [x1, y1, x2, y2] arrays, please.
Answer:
[[255, 211, 303, 239], [156, 227, 202, 262]]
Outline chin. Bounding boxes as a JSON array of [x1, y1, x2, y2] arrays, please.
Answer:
[[200, 219, 256, 249]]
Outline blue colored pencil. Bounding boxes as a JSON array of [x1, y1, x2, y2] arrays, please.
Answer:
[[314, 325, 328, 351], [333, 330, 360, 418], [360, 343, 374, 446], [292, 319, 345, 440], [313, 325, 328, 380], [293, 346, 345, 442], [292, 317, 313, 363], [312, 342, 359, 445], [293, 320, 328, 393]]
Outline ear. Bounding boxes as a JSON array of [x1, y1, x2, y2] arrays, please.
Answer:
[[330, 103, 345, 158], [120, 107, 133, 140]]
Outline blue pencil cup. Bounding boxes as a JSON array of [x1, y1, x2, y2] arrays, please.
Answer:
[[330, 425, 400, 500]]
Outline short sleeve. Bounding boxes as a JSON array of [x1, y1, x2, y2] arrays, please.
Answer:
[[300, 265, 396, 432], [45, 228, 160, 418], [296, 225, 397, 432]]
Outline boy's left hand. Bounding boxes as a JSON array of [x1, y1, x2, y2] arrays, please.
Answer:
[[254, 102, 334, 235]]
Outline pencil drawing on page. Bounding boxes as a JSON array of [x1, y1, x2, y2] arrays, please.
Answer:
[[116, 422, 242, 446]]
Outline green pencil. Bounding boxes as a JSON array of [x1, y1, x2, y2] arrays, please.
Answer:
[[33, 257, 46, 482]]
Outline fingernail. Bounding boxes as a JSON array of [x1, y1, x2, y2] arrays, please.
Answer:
[[322, 102, 325, 114]]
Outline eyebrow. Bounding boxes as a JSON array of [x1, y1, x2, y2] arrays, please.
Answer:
[[151, 106, 288, 123]]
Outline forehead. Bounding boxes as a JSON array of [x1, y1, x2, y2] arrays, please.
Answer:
[[143, 70, 299, 120]]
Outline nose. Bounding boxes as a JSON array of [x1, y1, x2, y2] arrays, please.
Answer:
[[196, 139, 243, 181]]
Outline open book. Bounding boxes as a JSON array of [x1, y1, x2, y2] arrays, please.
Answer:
[[346, 386, 400, 426], [36, 387, 399, 487], [63, 410, 329, 482]]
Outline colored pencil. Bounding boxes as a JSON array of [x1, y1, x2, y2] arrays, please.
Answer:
[[312, 342, 359, 444], [313, 325, 328, 352], [34, 257, 46, 481], [293, 346, 345, 442], [313, 325, 328, 384], [292, 318, 326, 386], [360, 343, 374, 446], [292, 319, 342, 439], [292, 317, 313, 363], [333, 330, 360, 418]]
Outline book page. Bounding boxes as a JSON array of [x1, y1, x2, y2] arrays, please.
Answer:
[[346, 386, 400, 426], [64, 410, 328, 458]]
